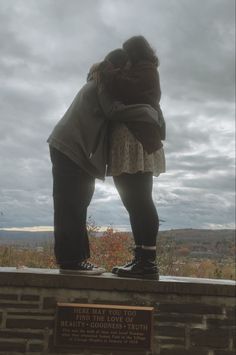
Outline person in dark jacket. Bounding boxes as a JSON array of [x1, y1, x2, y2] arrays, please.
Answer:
[[48, 48, 162, 275], [101, 36, 166, 152], [100, 36, 166, 280]]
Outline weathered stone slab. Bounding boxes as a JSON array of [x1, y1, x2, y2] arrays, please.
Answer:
[[0, 267, 235, 297]]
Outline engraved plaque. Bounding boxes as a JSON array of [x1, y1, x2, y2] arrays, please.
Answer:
[[54, 303, 154, 350]]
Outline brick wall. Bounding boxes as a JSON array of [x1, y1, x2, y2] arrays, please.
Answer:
[[0, 268, 235, 355]]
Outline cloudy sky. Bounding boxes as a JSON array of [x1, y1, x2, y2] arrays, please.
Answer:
[[0, 0, 235, 231]]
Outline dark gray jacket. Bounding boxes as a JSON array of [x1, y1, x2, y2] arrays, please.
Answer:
[[47, 80, 161, 179]]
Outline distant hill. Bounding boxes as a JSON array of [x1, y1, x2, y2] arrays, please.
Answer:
[[158, 229, 235, 259], [0, 230, 53, 246], [159, 229, 235, 242], [0, 228, 234, 246]]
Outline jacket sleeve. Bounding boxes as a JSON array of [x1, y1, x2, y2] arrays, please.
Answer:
[[97, 85, 160, 126], [97, 85, 126, 118], [102, 69, 146, 104]]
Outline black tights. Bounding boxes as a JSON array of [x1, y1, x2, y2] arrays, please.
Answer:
[[113, 172, 159, 247]]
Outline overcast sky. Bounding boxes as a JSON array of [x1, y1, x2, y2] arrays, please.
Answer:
[[0, 0, 235, 231]]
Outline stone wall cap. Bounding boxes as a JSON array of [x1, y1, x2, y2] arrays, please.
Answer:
[[0, 267, 235, 297]]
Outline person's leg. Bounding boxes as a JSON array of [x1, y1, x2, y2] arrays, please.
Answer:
[[113, 172, 159, 279], [50, 146, 95, 267], [113, 172, 159, 247]]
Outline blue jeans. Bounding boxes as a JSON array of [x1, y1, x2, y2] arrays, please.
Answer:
[[49, 146, 95, 266]]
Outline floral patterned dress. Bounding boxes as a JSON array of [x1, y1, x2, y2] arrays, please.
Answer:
[[107, 122, 166, 177]]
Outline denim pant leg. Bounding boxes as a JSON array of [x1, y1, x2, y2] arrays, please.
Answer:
[[50, 147, 95, 266]]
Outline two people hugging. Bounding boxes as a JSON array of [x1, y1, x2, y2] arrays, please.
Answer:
[[47, 35, 166, 280]]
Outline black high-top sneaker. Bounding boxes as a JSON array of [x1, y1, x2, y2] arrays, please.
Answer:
[[117, 249, 159, 280], [111, 246, 142, 275]]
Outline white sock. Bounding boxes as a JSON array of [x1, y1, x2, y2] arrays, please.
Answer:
[[142, 245, 156, 250]]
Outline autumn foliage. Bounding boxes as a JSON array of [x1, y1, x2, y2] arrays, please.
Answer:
[[89, 228, 134, 271], [0, 226, 235, 280]]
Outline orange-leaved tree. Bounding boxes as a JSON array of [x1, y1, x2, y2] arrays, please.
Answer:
[[89, 227, 134, 271]]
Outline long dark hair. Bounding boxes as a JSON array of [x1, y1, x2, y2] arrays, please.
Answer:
[[105, 49, 128, 69], [123, 36, 159, 66]]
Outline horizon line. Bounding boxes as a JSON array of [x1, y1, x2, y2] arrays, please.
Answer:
[[0, 226, 235, 233]]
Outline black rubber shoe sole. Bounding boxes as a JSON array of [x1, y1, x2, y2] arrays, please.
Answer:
[[117, 271, 159, 280]]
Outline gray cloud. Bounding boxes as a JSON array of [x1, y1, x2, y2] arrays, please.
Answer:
[[0, 0, 235, 230]]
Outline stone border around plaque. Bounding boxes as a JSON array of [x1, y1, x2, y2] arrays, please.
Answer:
[[54, 303, 154, 351]]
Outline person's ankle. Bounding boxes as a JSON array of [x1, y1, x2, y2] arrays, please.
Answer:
[[141, 246, 157, 261]]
